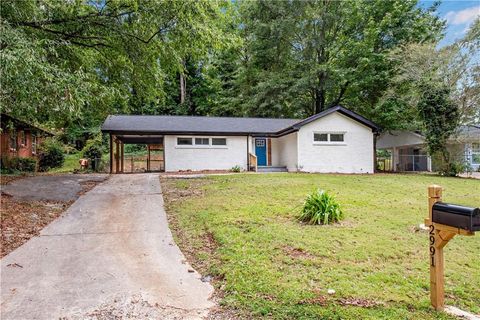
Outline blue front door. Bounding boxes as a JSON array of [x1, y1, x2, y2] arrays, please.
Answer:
[[255, 138, 267, 166]]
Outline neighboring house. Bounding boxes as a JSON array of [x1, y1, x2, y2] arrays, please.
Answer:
[[0, 114, 52, 160], [377, 125, 480, 172], [101, 105, 379, 174]]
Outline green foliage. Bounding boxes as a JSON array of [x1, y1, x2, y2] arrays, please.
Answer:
[[298, 189, 343, 225], [82, 138, 104, 160], [1, 0, 232, 138], [124, 144, 147, 154], [439, 161, 469, 177], [1, 156, 37, 173], [230, 165, 241, 172], [37, 138, 65, 171], [229, 0, 443, 122], [417, 84, 459, 172]]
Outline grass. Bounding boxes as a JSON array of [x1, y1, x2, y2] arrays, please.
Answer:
[[48, 153, 111, 173], [48, 153, 81, 173], [161, 173, 480, 319]]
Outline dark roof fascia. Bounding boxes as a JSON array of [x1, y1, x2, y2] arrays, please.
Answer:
[[288, 106, 379, 132]]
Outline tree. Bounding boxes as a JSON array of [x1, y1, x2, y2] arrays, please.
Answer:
[[382, 18, 480, 130], [417, 84, 460, 175], [0, 0, 230, 135], [230, 0, 443, 121]]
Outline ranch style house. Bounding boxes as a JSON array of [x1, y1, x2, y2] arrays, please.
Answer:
[[101, 105, 379, 174], [0, 113, 52, 161]]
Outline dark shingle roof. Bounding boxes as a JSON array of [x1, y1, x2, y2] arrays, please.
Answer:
[[101, 115, 299, 135], [101, 106, 379, 136]]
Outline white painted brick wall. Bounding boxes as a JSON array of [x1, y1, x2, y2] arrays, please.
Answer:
[[297, 112, 374, 173], [164, 135, 248, 172]]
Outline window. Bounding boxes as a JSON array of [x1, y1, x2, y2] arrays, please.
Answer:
[[195, 138, 209, 145], [313, 132, 345, 144], [32, 135, 37, 155], [472, 143, 480, 165], [330, 133, 344, 142], [472, 143, 480, 152], [255, 139, 265, 147], [177, 137, 192, 145], [212, 138, 227, 146], [20, 131, 26, 146], [9, 130, 17, 150], [313, 133, 328, 142]]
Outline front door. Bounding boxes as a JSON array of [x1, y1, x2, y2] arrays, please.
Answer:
[[255, 138, 267, 166]]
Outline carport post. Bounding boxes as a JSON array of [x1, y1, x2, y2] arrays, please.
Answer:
[[120, 142, 124, 173], [115, 139, 120, 173], [109, 134, 113, 174]]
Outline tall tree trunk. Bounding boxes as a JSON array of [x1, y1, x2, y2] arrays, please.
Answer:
[[179, 72, 186, 104], [314, 75, 326, 114]]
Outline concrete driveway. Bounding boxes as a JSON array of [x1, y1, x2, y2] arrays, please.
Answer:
[[1, 174, 214, 319]]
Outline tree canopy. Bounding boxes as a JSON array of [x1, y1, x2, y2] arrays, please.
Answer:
[[1, 0, 478, 144]]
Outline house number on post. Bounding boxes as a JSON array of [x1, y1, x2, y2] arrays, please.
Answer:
[[429, 225, 435, 267], [425, 185, 477, 311]]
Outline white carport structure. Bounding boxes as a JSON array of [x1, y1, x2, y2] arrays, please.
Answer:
[[377, 131, 431, 172]]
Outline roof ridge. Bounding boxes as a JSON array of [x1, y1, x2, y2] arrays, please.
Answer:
[[108, 114, 301, 121]]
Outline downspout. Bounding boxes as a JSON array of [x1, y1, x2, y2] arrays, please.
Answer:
[[373, 131, 379, 173], [247, 135, 250, 171]]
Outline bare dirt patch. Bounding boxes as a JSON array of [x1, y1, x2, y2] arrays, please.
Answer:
[[298, 294, 381, 308], [337, 297, 382, 308], [283, 245, 315, 259]]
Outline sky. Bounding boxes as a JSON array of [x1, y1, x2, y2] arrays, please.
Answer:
[[419, 0, 479, 47]]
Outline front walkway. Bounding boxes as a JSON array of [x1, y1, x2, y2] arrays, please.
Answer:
[[1, 174, 214, 319]]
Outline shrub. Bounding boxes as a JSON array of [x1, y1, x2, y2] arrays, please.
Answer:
[[82, 138, 103, 160], [38, 138, 65, 171], [231, 165, 241, 172], [17, 157, 37, 172], [298, 189, 343, 225], [439, 161, 468, 177], [81, 138, 104, 171], [0, 156, 37, 172]]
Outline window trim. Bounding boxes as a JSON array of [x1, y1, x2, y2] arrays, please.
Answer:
[[312, 131, 346, 145], [32, 134, 37, 155], [176, 137, 193, 146], [175, 136, 228, 149], [212, 137, 227, 147], [194, 137, 210, 146], [9, 130, 17, 151], [20, 130, 27, 147]]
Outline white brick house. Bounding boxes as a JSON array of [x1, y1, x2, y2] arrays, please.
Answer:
[[101, 105, 378, 174]]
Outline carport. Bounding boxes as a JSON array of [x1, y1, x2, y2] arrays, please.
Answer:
[[106, 134, 164, 174]]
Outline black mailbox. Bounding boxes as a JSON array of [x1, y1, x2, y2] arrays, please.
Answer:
[[432, 202, 480, 232]]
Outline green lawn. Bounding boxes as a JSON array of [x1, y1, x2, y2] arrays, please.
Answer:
[[48, 153, 81, 173], [161, 173, 480, 319]]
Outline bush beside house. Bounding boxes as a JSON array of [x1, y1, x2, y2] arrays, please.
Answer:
[[1, 156, 37, 173], [37, 138, 65, 171]]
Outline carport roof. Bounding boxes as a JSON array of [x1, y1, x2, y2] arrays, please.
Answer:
[[101, 106, 379, 136]]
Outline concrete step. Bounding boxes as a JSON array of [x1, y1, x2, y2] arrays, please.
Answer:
[[257, 166, 288, 172]]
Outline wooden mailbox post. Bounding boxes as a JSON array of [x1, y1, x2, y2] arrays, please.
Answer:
[[425, 185, 477, 311]]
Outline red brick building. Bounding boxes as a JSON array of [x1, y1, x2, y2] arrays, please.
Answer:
[[1, 114, 53, 160]]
